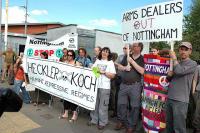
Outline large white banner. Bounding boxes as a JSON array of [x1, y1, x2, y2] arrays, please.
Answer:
[[122, 0, 183, 43], [26, 57, 98, 110], [24, 34, 78, 60]]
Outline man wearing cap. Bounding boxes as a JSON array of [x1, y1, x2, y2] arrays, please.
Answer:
[[166, 42, 197, 133]]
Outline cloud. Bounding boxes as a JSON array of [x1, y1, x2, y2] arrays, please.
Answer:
[[2, 6, 37, 23], [77, 25, 95, 30], [31, 9, 48, 15], [89, 19, 118, 28]]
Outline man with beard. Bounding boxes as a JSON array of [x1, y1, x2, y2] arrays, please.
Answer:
[[166, 42, 197, 133]]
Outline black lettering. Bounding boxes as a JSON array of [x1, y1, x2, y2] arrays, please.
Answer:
[[90, 96, 94, 102], [90, 77, 97, 92], [153, 6, 159, 16], [71, 72, 78, 86], [170, 2, 176, 14], [165, 4, 170, 14], [54, 67, 59, 80], [176, 2, 183, 13], [141, 8, 147, 18], [78, 74, 84, 87], [84, 76, 91, 90], [31, 63, 37, 74], [42, 65, 47, 76], [146, 6, 153, 17], [37, 64, 42, 75], [158, 5, 164, 15]]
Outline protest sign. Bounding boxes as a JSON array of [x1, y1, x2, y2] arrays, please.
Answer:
[[23, 34, 78, 72], [142, 54, 170, 132], [122, 0, 183, 43], [26, 57, 98, 110], [24, 33, 78, 60]]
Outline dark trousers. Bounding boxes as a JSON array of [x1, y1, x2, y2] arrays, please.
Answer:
[[117, 83, 142, 128], [166, 99, 188, 133], [63, 100, 77, 112], [193, 91, 200, 130]]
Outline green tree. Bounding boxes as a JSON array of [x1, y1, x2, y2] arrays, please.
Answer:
[[183, 0, 200, 62], [150, 41, 170, 50]]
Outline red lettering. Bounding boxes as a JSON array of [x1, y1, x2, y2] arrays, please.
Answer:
[[49, 50, 54, 56], [34, 49, 55, 57]]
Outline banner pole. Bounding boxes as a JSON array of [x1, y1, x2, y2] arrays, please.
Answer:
[[170, 41, 174, 71], [127, 44, 130, 66]]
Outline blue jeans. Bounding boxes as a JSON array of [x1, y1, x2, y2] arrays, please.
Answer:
[[13, 80, 31, 104]]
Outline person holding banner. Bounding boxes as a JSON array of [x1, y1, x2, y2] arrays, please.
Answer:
[[60, 50, 81, 122], [166, 42, 197, 133], [13, 57, 31, 104], [59, 48, 68, 62], [88, 47, 116, 130], [33, 51, 50, 106], [115, 43, 144, 133], [76, 48, 92, 67], [150, 47, 159, 55]]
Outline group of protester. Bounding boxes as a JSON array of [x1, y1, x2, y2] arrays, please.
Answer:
[[1, 41, 200, 133]]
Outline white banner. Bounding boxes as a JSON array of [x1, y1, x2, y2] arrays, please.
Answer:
[[122, 0, 183, 43], [26, 57, 98, 110], [24, 34, 78, 60]]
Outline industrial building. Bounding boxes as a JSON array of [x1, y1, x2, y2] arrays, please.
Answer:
[[0, 22, 150, 72]]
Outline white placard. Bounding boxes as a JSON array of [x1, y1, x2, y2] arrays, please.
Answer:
[[122, 0, 183, 43], [26, 57, 98, 110], [23, 34, 78, 73], [24, 33, 78, 60]]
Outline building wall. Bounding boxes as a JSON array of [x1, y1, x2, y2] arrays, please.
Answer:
[[47, 25, 77, 41], [1, 24, 63, 35], [47, 26, 96, 57], [77, 28, 96, 57], [95, 30, 123, 55]]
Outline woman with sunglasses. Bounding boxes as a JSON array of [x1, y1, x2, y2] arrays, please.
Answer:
[[88, 47, 116, 130], [59, 50, 80, 123]]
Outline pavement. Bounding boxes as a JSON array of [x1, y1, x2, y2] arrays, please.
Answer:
[[0, 81, 194, 133]]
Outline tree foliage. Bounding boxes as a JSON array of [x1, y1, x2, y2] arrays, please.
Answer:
[[150, 42, 170, 50], [183, 0, 200, 62]]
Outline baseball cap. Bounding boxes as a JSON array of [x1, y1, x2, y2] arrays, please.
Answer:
[[179, 42, 192, 49]]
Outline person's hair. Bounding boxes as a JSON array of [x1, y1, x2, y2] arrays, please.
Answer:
[[138, 42, 143, 52], [78, 48, 87, 56], [98, 47, 112, 61], [151, 47, 159, 51], [158, 48, 170, 58], [87, 55, 92, 60], [41, 51, 48, 59], [95, 46, 101, 51], [67, 50, 76, 60], [111, 52, 118, 62], [62, 48, 67, 52]]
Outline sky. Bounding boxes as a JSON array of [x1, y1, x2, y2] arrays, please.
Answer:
[[1, 0, 192, 33]]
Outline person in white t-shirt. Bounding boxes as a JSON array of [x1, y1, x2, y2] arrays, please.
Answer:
[[88, 47, 116, 130]]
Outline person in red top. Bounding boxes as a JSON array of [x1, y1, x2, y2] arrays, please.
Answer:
[[13, 57, 31, 104]]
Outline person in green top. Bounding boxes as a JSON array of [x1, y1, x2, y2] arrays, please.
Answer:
[[0, 45, 17, 83]]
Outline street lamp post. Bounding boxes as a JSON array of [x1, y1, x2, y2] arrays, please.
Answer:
[[24, 0, 28, 35]]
